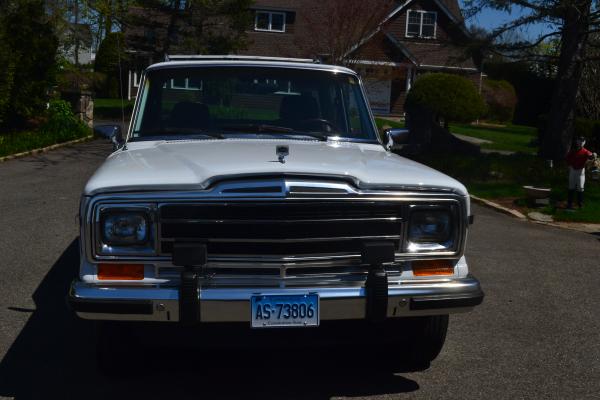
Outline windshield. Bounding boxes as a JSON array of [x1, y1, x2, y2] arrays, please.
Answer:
[[131, 67, 377, 141]]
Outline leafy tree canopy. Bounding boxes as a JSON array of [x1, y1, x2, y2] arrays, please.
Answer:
[[95, 32, 128, 74], [0, 0, 58, 129], [463, 0, 600, 159]]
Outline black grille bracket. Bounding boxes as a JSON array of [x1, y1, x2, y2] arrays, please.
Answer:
[[362, 242, 394, 323], [173, 243, 206, 324]]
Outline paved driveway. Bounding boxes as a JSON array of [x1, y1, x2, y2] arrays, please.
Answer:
[[0, 141, 598, 399]]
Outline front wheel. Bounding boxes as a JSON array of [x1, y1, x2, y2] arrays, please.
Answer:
[[95, 322, 136, 376], [385, 315, 449, 369]]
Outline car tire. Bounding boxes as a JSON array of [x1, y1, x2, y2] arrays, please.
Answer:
[[95, 321, 135, 376], [384, 315, 449, 370]]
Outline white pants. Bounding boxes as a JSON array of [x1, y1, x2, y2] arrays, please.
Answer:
[[568, 167, 585, 191]]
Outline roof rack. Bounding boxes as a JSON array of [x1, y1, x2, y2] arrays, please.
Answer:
[[164, 54, 319, 64]]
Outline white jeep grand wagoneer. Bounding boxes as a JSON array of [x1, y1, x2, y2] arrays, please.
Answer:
[[69, 56, 483, 370]]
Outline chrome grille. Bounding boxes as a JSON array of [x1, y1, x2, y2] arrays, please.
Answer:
[[157, 265, 405, 288], [158, 201, 405, 261]]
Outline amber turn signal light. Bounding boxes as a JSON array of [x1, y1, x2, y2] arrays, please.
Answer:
[[98, 263, 144, 280], [412, 260, 454, 276]]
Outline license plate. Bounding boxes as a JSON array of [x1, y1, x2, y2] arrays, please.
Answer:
[[251, 294, 319, 328]]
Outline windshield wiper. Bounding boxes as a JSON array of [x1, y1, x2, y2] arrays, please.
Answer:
[[132, 128, 224, 139], [220, 123, 294, 133], [220, 124, 328, 141]]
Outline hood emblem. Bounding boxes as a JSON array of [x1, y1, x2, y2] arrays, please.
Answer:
[[276, 145, 289, 164]]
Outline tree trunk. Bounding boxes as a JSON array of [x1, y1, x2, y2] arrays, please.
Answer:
[[163, 0, 183, 57], [105, 0, 114, 35], [541, 1, 591, 160]]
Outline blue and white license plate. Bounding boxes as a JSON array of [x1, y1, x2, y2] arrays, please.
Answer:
[[250, 294, 319, 328]]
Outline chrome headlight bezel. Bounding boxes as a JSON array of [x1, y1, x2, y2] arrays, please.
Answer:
[[404, 204, 460, 254], [94, 204, 157, 257]]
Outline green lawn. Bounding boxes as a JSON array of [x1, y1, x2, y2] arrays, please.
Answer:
[[449, 123, 538, 154], [0, 125, 90, 158], [375, 117, 405, 130], [410, 150, 600, 223], [94, 98, 135, 119], [375, 119, 538, 154]]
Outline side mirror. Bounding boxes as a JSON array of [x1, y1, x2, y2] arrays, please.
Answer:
[[384, 128, 409, 151], [94, 124, 124, 150]]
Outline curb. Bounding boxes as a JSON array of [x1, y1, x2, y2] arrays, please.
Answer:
[[0, 135, 94, 163], [471, 194, 600, 234], [470, 194, 527, 220]]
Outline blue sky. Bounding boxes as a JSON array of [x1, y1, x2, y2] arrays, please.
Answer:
[[459, 1, 556, 40]]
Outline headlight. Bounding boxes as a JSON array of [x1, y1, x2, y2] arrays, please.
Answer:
[[95, 205, 156, 257], [406, 206, 457, 253], [102, 212, 149, 245], [409, 210, 451, 243]]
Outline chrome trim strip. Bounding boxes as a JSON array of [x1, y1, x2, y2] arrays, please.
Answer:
[[159, 235, 402, 244], [159, 217, 402, 224], [69, 275, 482, 322]]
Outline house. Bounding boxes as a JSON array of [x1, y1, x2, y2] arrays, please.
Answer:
[[123, 0, 479, 115]]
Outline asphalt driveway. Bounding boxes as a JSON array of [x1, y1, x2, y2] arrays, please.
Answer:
[[0, 140, 598, 399]]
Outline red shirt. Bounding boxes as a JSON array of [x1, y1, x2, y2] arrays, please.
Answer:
[[566, 148, 593, 170]]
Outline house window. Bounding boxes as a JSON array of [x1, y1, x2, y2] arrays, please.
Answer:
[[406, 10, 437, 38], [170, 78, 202, 91], [254, 11, 286, 32]]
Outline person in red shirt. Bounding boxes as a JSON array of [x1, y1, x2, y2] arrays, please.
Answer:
[[566, 137, 597, 209]]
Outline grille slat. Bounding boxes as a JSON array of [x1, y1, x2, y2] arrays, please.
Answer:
[[158, 201, 404, 264]]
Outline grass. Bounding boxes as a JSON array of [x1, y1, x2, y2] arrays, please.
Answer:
[[410, 150, 600, 223], [539, 185, 600, 223], [375, 117, 405, 130], [375, 118, 537, 154], [94, 98, 135, 120], [449, 123, 538, 154], [0, 127, 90, 158]]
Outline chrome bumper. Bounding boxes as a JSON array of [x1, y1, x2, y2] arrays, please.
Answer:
[[68, 276, 483, 323]]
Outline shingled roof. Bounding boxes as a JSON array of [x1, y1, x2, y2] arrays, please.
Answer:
[[438, 0, 463, 22]]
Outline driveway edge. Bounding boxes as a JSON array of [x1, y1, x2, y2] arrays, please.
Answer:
[[470, 194, 527, 219], [0, 135, 94, 163]]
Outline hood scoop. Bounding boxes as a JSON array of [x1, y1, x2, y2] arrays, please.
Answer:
[[211, 178, 357, 198]]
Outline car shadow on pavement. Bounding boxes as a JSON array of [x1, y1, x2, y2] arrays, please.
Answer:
[[0, 239, 420, 399]]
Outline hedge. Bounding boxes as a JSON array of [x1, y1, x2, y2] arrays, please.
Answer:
[[405, 73, 487, 125], [482, 79, 517, 123]]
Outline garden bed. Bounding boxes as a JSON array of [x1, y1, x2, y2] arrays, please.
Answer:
[[0, 100, 91, 158], [411, 151, 600, 224]]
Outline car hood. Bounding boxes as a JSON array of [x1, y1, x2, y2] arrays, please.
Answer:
[[84, 139, 467, 196]]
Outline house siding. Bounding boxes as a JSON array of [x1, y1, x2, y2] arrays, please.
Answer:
[[123, 0, 478, 115], [386, 0, 453, 43]]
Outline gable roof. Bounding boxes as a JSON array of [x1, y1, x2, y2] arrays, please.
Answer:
[[381, 0, 467, 34], [346, 0, 472, 66], [381, 31, 476, 70]]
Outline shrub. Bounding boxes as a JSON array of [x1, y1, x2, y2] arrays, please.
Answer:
[[0, 100, 90, 157], [405, 73, 487, 127], [482, 79, 517, 123], [39, 99, 90, 141]]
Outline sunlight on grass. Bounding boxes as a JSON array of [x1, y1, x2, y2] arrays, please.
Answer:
[[449, 123, 537, 154], [375, 117, 405, 129]]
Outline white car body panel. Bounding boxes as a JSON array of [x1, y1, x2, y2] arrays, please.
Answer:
[[84, 139, 468, 197]]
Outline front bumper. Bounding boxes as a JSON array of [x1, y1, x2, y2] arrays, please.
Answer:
[[68, 275, 484, 322]]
